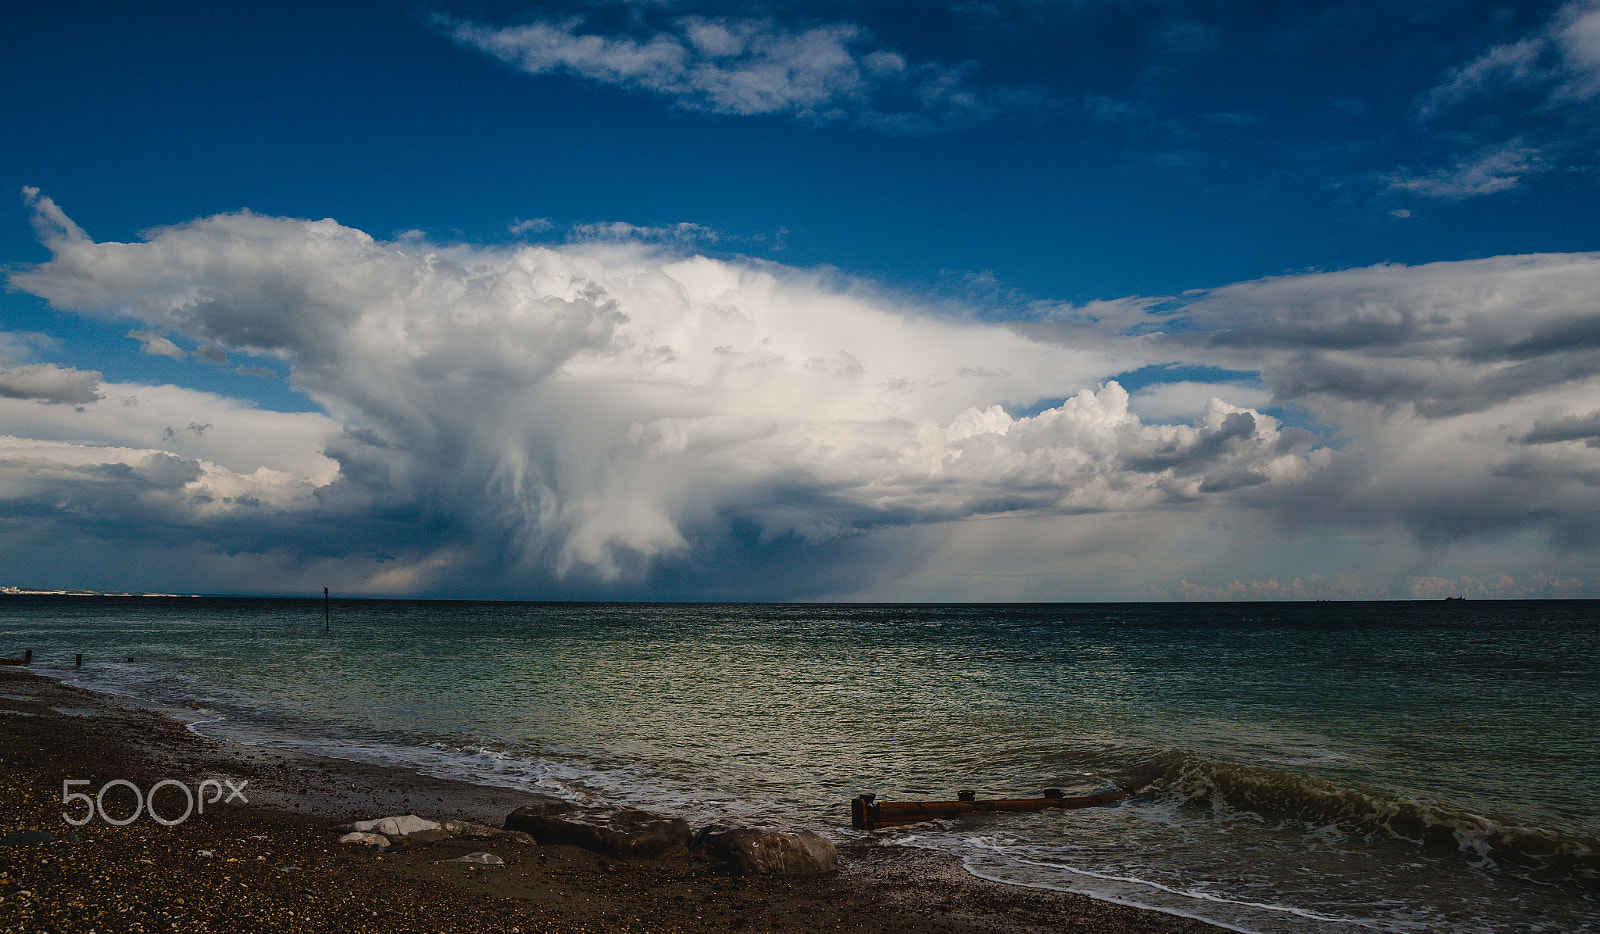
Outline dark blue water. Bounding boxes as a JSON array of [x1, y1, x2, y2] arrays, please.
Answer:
[[2, 598, 1596, 933]]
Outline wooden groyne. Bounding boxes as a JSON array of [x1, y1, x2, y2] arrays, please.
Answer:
[[851, 789, 1129, 830]]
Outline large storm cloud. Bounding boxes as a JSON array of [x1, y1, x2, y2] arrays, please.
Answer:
[[6, 192, 1599, 598]]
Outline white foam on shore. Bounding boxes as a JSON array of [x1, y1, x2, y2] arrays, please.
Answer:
[[174, 706, 793, 829]]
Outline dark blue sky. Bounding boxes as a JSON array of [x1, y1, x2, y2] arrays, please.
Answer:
[[7, 1, 1594, 297], [2, 0, 1598, 599]]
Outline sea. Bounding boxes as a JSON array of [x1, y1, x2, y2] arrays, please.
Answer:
[[2, 597, 1596, 934]]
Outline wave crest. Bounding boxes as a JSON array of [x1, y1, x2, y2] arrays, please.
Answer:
[[1122, 751, 1600, 889]]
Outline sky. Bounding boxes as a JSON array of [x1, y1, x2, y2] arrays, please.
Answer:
[[1, 0, 1598, 601]]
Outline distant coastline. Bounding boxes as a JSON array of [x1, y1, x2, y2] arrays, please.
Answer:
[[1, 586, 198, 598]]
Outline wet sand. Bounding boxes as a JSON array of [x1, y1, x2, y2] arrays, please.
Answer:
[[0, 669, 1226, 933]]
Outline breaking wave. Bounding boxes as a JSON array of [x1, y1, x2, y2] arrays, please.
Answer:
[[1123, 751, 1600, 889]]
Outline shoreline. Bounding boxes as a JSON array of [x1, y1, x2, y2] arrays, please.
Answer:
[[1, 668, 1228, 933]]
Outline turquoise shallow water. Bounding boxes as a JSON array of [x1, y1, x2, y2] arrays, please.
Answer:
[[3, 598, 1597, 933]]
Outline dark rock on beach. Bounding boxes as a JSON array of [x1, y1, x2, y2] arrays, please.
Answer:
[[504, 800, 693, 858], [697, 823, 840, 875]]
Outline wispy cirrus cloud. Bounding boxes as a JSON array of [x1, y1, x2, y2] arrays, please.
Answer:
[[1416, 0, 1600, 119], [434, 9, 1050, 133], [567, 220, 722, 245], [1391, 0, 1600, 200], [1383, 139, 1544, 200]]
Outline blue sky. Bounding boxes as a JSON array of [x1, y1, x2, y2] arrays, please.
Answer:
[[2, 0, 1598, 600]]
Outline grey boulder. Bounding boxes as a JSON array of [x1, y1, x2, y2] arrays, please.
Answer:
[[504, 801, 691, 858], [697, 823, 839, 876]]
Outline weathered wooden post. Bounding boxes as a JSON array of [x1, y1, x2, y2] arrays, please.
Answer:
[[850, 789, 1131, 830], [851, 794, 877, 830], [324, 586, 330, 634], [75, 653, 82, 667]]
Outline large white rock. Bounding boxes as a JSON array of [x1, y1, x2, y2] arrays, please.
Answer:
[[342, 815, 441, 838], [337, 832, 390, 847]]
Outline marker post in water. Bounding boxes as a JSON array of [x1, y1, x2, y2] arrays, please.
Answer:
[[324, 586, 330, 634]]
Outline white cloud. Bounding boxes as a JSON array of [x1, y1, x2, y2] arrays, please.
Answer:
[[436, 11, 1046, 133], [1032, 251, 1600, 556], [1418, 0, 1600, 118], [1384, 140, 1543, 200], [567, 220, 720, 244], [1129, 380, 1273, 423], [1397, 1, 1600, 201], [129, 329, 186, 359], [0, 361, 102, 405], [0, 374, 342, 588], [1550, 0, 1600, 103], [1134, 253, 1600, 417], [0, 380, 339, 479], [0, 434, 324, 517], [0, 329, 60, 361], [509, 217, 555, 237]]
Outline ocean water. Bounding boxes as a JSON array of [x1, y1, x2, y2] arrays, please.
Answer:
[[2, 598, 1596, 933]]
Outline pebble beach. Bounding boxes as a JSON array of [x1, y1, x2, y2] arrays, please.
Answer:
[[0, 669, 1225, 934]]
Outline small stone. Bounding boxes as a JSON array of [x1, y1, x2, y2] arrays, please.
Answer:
[[449, 852, 505, 866]]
